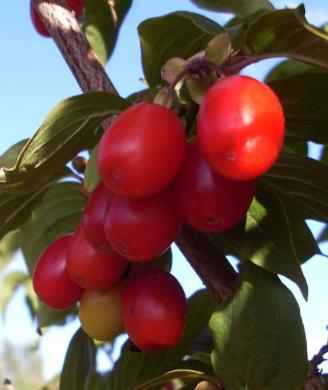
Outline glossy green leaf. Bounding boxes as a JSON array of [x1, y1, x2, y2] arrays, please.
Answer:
[[108, 290, 216, 389], [0, 93, 129, 195], [217, 184, 311, 299], [0, 271, 28, 315], [84, 145, 100, 192], [59, 328, 96, 390], [263, 152, 328, 222], [83, 0, 132, 65], [268, 73, 328, 144], [190, 0, 274, 17], [20, 182, 86, 275], [245, 6, 328, 70], [210, 262, 308, 390], [138, 12, 223, 87]]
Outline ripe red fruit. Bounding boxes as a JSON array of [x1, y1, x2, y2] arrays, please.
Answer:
[[176, 143, 255, 233], [66, 224, 128, 290], [33, 234, 84, 310], [104, 187, 182, 262], [82, 182, 112, 251], [97, 102, 186, 198], [122, 269, 186, 351], [197, 75, 285, 181], [30, 0, 84, 37]]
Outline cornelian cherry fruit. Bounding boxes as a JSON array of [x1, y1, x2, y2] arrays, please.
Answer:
[[33, 234, 84, 310], [30, 0, 84, 37], [66, 224, 128, 290], [122, 268, 186, 351], [104, 186, 182, 262], [82, 182, 112, 252], [197, 75, 285, 181], [97, 102, 186, 198], [176, 143, 255, 233], [79, 283, 124, 341]]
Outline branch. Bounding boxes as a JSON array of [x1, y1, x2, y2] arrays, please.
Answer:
[[32, 0, 237, 304], [32, 0, 117, 94]]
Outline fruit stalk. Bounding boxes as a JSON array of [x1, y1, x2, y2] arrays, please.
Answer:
[[34, 0, 237, 304]]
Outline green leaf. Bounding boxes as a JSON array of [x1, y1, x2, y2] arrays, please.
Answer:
[[263, 152, 328, 222], [217, 184, 311, 299], [20, 182, 86, 275], [84, 145, 100, 192], [245, 6, 328, 70], [108, 290, 216, 389], [37, 301, 77, 329], [318, 226, 328, 243], [0, 139, 29, 168], [0, 93, 129, 195], [135, 369, 219, 390], [138, 12, 223, 88], [83, 0, 132, 65], [210, 262, 308, 390], [268, 73, 328, 144], [0, 271, 28, 315], [0, 185, 51, 241], [265, 59, 323, 83], [0, 230, 21, 272], [59, 328, 96, 390], [190, 0, 274, 17]]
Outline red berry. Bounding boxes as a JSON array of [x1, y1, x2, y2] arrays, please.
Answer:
[[122, 269, 186, 351], [30, 0, 84, 37], [33, 234, 84, 310], [66, 224, 128, 290], [82, 182, 112, 251], [97, 102, 186, 198], [176, 143, 255, 233], [104, 187, 182, 262], [197, 75, 285, 181]]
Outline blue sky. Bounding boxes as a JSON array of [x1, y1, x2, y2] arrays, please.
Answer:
[[1, 0, 328, 381]]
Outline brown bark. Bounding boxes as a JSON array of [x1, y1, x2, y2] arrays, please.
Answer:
[[31, 0, 237, 304]]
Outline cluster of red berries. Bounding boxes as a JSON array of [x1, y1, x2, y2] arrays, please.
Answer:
[[32, 74, 284, 351], [30, 0, 84, 37]]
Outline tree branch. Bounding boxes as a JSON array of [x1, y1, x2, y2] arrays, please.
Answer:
[[32, 0, 237, 304], [32, 0, 117, 94]]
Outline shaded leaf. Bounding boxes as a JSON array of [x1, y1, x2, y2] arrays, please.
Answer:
[[245, 6, 328, 70], [265, 59, 323, 83], [135, 369, 219, 390], [20, 182, 86, 275], [210, 262, 308, 390], [0, 230, 21, 272], [59, 328, 96, 390], [0, 185, 51, 241], [37, 301, 77, 329], [84, 145, 100, 192], [138, 12, 223, 87], [190, 0, 274, 17], [319, 227, 328, 243], [268, 73, 328, 144], [0, 93, 129, 195], [83, 0, 132, 65], [0, 271, 28, 315], [108, 290, 216, 389], [263, 152, 328, 222], [216, 184, 311, 299]]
